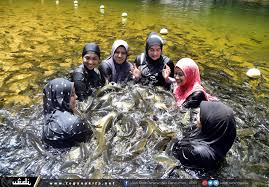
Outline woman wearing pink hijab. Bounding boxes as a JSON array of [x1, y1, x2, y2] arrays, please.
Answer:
[[165, 58, 215, 108]]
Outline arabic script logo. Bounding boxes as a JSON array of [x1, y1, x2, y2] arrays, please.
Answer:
[[1, 177, 13, 187]]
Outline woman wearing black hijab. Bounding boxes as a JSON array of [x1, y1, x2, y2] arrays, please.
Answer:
[[172, 101, 236, 169], [43, 78, 92, 148], [132, 32, 174, 90], [72, 43, 105, 101]]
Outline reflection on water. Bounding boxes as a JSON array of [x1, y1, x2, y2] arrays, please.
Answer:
[[0, 0, 268, 184]]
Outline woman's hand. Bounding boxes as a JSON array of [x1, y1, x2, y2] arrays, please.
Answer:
[[162, 64, 171, 81], [130, 64, 141, 80]]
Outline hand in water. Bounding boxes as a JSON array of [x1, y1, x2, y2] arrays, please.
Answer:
[[130, 64, 141, 80]]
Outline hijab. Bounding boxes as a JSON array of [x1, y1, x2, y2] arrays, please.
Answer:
[[43, 78, 91, 147], [104, 40, 131, 83], [43, 78, 74, 115], [173, 58, 208, 106], [82, 43, 100, 58], [198, 101, 236, 158], [144, 32, 164, 64], [172, 101, 236, 169]]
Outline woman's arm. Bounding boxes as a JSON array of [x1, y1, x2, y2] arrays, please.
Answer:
[[182, 91, 206, 108]]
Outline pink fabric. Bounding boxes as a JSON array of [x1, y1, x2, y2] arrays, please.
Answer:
[[173, 58, 209, 106]]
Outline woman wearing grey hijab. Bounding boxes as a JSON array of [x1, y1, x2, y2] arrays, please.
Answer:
[[99, 40, 133, 83], [43, 78, 92, 148], [172, 101, 236, 169]]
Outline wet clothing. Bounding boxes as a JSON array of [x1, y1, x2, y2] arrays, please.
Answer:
[[134, 53, 174, 89], [134, 32, 174, 90], [182, 90, 206, 109], [72, 65, 104, 101], [173, 58, 215, 107], [172, 101, 236, 169], [72, 43, 104, 101], [99, 40, 132, 83], [82, 43, 100, 58], [42, 78, 92, 148]]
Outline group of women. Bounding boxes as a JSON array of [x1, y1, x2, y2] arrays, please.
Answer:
[[42, 32, 236, 171]]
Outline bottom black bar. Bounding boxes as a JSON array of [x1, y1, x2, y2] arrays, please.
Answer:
[[0, 177, 254, 187]]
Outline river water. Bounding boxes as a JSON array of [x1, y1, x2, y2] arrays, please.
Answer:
[[0, 0, 268, 185]]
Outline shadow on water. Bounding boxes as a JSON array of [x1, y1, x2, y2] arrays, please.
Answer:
[[0, 0, 268, 185]]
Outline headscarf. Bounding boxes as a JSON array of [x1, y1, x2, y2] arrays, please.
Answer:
[[82, 43, 101, 58], [199, 101, 236, 158], [104, 40, 131, 83], [144, 32, 164, 63], [43, 78, 74, 115], [173, 58, 208, 106], [172, 101, 236, 169], [111, 39, 128, 61], [42, 78, 92, 148]]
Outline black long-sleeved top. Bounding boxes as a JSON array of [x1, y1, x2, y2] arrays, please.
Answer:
[[43, 78, 92, 148], [72, 64, 105, 101], [172, 101, 236, 170], [182, 91, 206, 109], [134, 53, 174, 90]]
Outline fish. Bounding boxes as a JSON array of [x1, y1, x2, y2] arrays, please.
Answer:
[[237, 128, 256, 138], [141, 119, 176, 138], [114, 114, 137, 138], [59, 161, 78, 171], [113, 138, 148, 162], [96, 83, 122, 97], [153, 152, 179, 179], [153, 137, 171, 151], [65, 147, 82, 161], [112, 101, 134, 111], [77, 96, 94, 113], [154, 102, 168, 111], [92, 111, 117, 160]]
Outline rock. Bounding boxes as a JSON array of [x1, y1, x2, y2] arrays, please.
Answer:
[[246, 68, 261, 78]]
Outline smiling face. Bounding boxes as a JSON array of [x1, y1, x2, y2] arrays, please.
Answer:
[[174, 67, 186, 86], [147, 44, 162, 61], [113, 46, 127, 64], [83, 52, 100, 70]]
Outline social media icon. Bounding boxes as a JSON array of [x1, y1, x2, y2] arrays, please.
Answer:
[[213, 180, 219, 186], [123, 180, 129, 187], [202, 180, 208, 186], [208, 179, 213, 186]]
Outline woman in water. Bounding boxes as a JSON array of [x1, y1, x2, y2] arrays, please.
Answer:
[[42, 78, 92, 148], [72, 43, 105, 101], [99, 40, 132, 83], [132, 32, 174, 90], [172, 101, 236, 169]]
